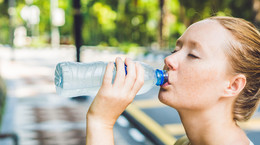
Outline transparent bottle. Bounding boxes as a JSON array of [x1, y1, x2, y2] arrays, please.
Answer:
[[54, 61, 168, 97]]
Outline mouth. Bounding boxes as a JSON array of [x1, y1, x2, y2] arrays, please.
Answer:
[[161, 82, 170, 88]]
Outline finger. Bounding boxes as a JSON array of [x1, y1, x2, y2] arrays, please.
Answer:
[[124, 58, 136, 91], [102, 62, 114, 87], [113, 57, 126, 86], [130, 62, 144, 96]]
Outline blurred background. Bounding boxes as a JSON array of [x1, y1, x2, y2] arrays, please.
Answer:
[[0, 0, 259, 50], [0, 0, 260, 145]]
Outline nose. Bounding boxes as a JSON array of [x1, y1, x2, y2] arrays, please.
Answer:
[[164, 54, 179, 71]]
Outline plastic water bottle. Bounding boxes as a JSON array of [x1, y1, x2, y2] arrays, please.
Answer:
[[54, 61, 168, 97]]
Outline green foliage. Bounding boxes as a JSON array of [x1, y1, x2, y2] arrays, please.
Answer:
[[0, 76, 7, 129], [228, 0, 255, 22], [81, 0, 169, 48], [0, 17, 10, 44], [58, 0, 73, 42], [0, 0, 8, 17], [93, 2, 117, 31], [118, 42, 141, 54], [0, 0, 9, 44], [178, 0, 255, 26], [0, 0, 258, 52]]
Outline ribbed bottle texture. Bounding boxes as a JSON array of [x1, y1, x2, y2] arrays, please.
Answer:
[[54, 61, 168, 97]]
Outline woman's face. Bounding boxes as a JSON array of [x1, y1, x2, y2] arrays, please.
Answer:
[[158, 20, 233, 110]]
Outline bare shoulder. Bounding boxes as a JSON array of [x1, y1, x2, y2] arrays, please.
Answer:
[[228, 137, 252, 145]]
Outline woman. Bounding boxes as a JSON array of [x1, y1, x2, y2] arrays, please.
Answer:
[[86, 16, 260, 145]]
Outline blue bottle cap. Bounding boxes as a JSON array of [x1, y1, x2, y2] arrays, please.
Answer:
[[155, 69, 168, 86]]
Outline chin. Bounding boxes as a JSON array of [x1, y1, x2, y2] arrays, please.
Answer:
[[158, 88, 171, 105], [158, 87, 179, 109]]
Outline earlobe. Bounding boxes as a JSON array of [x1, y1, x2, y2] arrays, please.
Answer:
[[223, 74, 246, 98]]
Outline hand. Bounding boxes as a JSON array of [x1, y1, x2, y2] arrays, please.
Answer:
[[87, 57, 144, 128]]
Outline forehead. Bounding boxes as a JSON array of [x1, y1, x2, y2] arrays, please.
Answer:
[[179, 19, 231, 55], [182, 19, 230, 42]]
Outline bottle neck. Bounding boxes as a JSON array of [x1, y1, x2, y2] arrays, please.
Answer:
[[113, 62, 168, 86], [155, 69, 168, 86]]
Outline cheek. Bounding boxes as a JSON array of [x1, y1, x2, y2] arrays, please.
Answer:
[[158, 61, 227, 109], [177, 65, 225, 108], [184, 67, 218, 92]]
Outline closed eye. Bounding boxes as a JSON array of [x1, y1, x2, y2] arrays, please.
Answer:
[[188, 54, 199, 59], [171, 50, 178, 54]]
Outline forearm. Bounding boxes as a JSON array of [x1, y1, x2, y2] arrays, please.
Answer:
[[86, 116, 115, 145]]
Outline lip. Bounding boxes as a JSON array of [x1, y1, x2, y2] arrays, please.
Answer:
[[161, 82, 170, 88], [162, 70, 170, 87]]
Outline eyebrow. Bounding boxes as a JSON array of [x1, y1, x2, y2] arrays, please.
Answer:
[[190, 40, 203, 50], [176, 39, 182, 47], [176, 39, 204, 52]]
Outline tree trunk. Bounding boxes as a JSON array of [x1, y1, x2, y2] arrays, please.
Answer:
[[159, 0, 170, 49], [73, 0, 82, 62], [253, 0, 260, 27], [158, 0, 164, 49]]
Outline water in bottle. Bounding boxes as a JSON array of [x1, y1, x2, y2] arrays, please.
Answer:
[[54, 61, 168, 97]]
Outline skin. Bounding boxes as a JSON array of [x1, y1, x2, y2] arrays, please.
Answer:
[[86, 20, 250, 145], [159, 20, 248, 145], [87, 57, 144, 145]]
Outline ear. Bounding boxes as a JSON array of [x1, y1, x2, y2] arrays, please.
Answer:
[[223, 74, 246, 98]]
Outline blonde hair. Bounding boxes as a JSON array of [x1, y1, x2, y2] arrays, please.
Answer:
[[208, 16, 260, 121]]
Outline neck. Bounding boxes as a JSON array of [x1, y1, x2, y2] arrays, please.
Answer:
[[178, 98, 248, 145]]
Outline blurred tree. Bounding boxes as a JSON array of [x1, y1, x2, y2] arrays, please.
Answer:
[[178, 0, 258, 28], [229, 0, 256, 23], [158, 0, 166, 48], [0, 0, 8, 16], [0, 0, 258, 51], [0, 0, 9, 44], [253, 0, 260, 27], [81, 0, 161, 50]]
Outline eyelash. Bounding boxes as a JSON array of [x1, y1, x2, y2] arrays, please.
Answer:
[[188, 54, 199, 59], [171, 50, 178, 54], [171, 50, 199, 59]]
